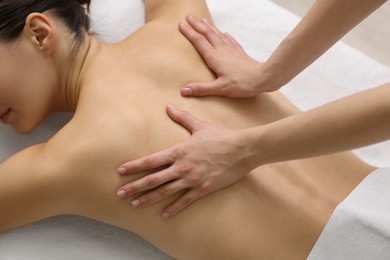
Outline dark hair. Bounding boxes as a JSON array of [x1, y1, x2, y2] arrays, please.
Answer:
[[0, 0, 90, 45]]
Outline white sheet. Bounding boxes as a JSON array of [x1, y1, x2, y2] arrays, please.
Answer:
[[1, 0, 389, 259], [308, 168, 390, 259]]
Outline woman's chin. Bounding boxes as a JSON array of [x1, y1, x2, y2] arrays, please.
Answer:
[[13, 122, 39, 135], [14, 127, 35, 135]]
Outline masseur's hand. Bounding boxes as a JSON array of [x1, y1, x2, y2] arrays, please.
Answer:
[[117, 105, 252, 219], [179, 15, 272, 98]]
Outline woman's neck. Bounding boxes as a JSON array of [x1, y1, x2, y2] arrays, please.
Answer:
[[61, 36, 101, 112]]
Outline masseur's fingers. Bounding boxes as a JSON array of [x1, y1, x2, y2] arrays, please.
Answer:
[[118, 106, 202, 176], [118, 147, 175, 176], [185, 15, 226, 48], [130, 180, 188, 209], [117, 106, 206, 198], [179, 18, 233, 97], [161, 189, 206, 219], [179, 14, 264, 98], [225, 32, 245, 51], [178, 20, 215, 60], [166, 105, 205, 133], [181, 78, 231, 97], [117, 167, 178, 199], [118, 106, 250, 218]]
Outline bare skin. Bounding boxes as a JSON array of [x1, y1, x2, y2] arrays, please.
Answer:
[[116, 0, 389, 217], [0, 1, 375, 259], [178, 0, 387, 96]]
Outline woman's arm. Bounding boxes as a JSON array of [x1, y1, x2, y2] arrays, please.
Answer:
[[178, 0, 387, 97], [0, 145, 66, 232], [117, 83, 390, 218]]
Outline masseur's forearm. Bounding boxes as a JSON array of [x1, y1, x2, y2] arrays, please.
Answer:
[[262, 0, 387, 90], [244, 83, 390, 167]]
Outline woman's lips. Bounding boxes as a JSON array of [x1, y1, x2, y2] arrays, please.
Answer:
[[0, 108, 11, 124]]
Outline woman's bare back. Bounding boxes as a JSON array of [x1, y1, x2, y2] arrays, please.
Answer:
[[45, 16, 375, 259], [0, 1, 374, 259]]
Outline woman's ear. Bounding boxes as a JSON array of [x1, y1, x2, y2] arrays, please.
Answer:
[[24, 13, 57, 55]]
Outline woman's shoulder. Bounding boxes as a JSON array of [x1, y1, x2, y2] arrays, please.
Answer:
[[144, 0, 211, 24], [116, 0, 213, 52]]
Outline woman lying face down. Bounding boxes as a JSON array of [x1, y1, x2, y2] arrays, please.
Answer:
[[0, 0, 376, 259]]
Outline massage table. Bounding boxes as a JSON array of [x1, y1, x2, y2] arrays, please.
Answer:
[[1, 0, 389, 259]]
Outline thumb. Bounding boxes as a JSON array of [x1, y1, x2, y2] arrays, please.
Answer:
[[166, 105, 205, 133], [181, 78, 229, 97]]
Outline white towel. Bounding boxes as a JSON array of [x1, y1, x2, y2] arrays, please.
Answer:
[[308, 168, 390, 259]]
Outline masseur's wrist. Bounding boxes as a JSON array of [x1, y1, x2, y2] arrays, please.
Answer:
[[237, 127, 270, 171], [257, 61, 291, 92]]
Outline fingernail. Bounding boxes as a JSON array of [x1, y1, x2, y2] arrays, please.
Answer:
[[167, 104, 175, 110], [202, 18, 208, 24], [117, 190, 126, 199], [132, 200, 141, 208], [181, 87, 192, 96], [162, 212, 170, 219], [118, 167, 127, 175]]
